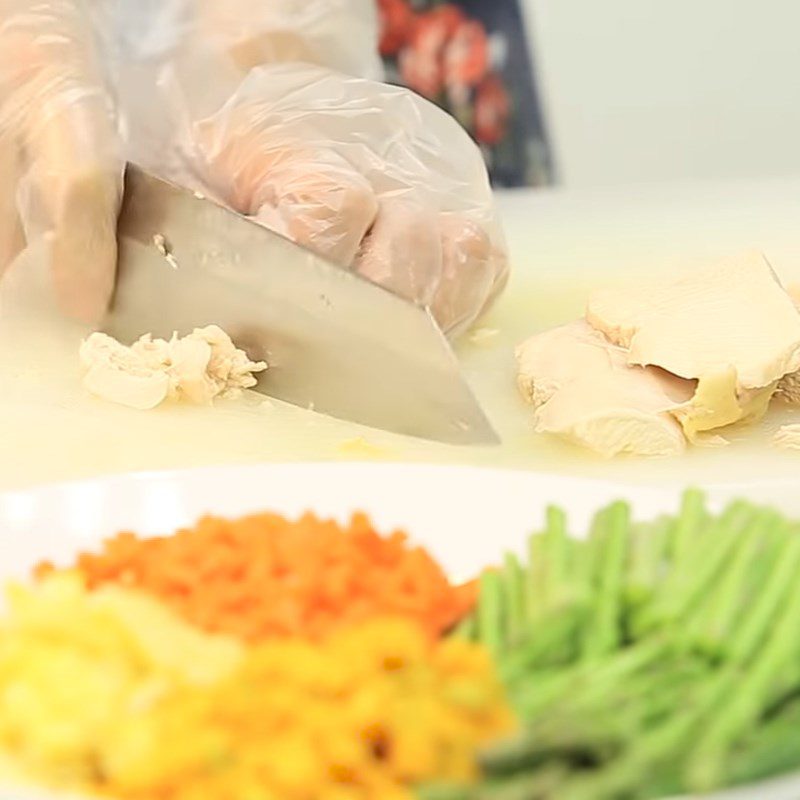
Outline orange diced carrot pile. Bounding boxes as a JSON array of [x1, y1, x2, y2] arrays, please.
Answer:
[[41, 512, 475, 643]]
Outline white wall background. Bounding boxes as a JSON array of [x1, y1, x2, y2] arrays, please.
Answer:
[[522, 0, 800, 187]]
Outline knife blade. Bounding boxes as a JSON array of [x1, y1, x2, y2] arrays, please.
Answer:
[[105, 164, 500, 446]]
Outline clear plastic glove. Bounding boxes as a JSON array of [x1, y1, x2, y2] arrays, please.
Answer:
[[0, 0, 379, 325], [1, 0, 508, 337], [0, 0, 122, 323], [174, 64, 509, 337]]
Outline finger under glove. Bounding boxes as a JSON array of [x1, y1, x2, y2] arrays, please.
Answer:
[[354, 197, 443, 306], [432, 213, 507, 336], [0, 0, 122, 323], [193, 106, 379, 266], [177, 63, 508, 336]]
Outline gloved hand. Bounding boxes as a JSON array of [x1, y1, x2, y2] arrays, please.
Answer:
[[0, 0, 122, 323], [174, 63, 509, 337], [0, 0, 508, 337]]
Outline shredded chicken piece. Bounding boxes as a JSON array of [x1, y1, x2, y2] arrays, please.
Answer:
[[80, 326, 267, 410]]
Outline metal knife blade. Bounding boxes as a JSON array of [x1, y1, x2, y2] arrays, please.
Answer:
[[106, 164, 499, 446]]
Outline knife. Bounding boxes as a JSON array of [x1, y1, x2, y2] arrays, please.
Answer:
[[105, 164, 500, 446]]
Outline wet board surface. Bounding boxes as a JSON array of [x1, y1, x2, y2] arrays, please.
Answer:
[[2, 176, 800, 491]]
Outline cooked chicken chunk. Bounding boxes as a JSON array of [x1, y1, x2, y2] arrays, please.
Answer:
[[516, 321, 695, 457], [80, 326, 267, 410], [776, 284, 800, 403], [586, 252, 800, 390]]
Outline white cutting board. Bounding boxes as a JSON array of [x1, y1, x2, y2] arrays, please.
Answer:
[[2, 176, 800, 490]]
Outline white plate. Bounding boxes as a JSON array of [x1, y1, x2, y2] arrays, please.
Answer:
[[0, 463, 687, 583], [1, 462, 800, 800]]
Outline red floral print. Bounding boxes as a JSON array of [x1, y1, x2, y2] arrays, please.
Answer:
[[378, 0, 415, 57], [400, 5, 465, 98], [474, 73, 511, 146], [444, 19, 489, 91], [379, 1, 515, 154]]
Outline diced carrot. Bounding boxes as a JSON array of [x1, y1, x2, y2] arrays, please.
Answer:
[[50, 512, 476, 643]]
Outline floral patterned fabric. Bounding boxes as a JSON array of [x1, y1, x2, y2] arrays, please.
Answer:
[[377, 0, 554, 187]]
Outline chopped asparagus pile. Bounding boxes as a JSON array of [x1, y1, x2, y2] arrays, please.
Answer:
[[442, 491, 800, 799]]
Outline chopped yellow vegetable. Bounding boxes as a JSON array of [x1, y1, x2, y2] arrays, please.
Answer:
[[104, 618, 514, 800], [0, 601, 511, 799], [0, 574, 242, 791]]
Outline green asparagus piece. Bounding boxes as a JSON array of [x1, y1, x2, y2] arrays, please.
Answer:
[[625, 516, 672, 611], [466, 494, 800, 799], [563, 702, 701, 800], [638, 501, 755, 634], [582, 501, 631, 659], [725, 524, 800, 665], [671, 503, 759, 625], [526, 528, 546, 621], [477, 570, 505, 656], [500, 604, 586, 681], [502, 553, 526, 645], [541, 505, 571, 609], [723, 699, 800, 786], [687, 533, 800, 789], [561, 528, 799, 796], [668, 488, 708, 564], [681, 510, 772, 656]]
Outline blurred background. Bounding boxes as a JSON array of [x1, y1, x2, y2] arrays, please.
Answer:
[[378, 0, 800, 190]]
